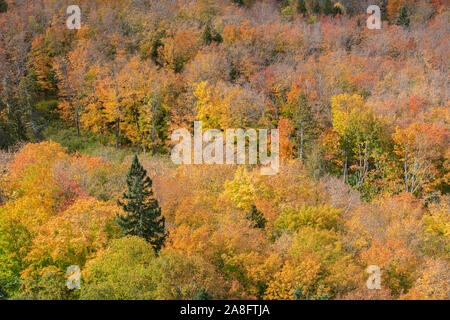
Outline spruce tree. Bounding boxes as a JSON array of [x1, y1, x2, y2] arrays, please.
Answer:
[[396, 6, 410, 27], [0, 285, 6, 300], [202, 24, 223, 45], [202, 24, 214, 45], [116, 155, 167, 252], [293, 285, 329, 300], [380, 0, 388, 21], [323, 0, 334, 16], [296, 0, 307, 14], [246, 205, 266, 229], [194, 288, 213, 300], [0, 0, 7, 13], [312, 0, 321, 14]]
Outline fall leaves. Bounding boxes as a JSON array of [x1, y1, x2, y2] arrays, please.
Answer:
[[0, 140, 449, 299], [0, 0, 448, 301]]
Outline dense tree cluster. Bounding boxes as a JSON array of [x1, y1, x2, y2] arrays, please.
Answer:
[[0, 141, 448, 299], [0, 0, 448, 300]]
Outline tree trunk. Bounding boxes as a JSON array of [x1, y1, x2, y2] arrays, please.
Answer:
[[343, 135, 349, 183], [151, 113, 157, 156], [404, 150, 408, 192], [75, 109, 80, 137], [75, 97, 80, 137], [115, 118, 120, 149], [299, 125, 304, 161]]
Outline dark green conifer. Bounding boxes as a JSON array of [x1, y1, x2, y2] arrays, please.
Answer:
[[396, 6, 410, 27], [296, 0, 307, 14], [312, 0, 321, 14], [323, 0, 334, 16], [116, 155, 167, 252], [194, 288, 213, 300], [0, 0, 7, 13], [246, 205, 267, 229]]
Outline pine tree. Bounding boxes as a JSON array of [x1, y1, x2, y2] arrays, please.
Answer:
[[0, 0, 7, 13], [246, 205, 267, 229], [0, 285, 7, 300], [202, 24, 214, 45], [323, 0, 334, 16], [396, 6, 410, 27], [296, 0, 307, 14], [116, 155, 167, 252], [380, 0, 388, 21], [202, 24, 223, 45], [293, 285, 329, 300], [194, 288, 213, 300], [312, 0, 321, 14]]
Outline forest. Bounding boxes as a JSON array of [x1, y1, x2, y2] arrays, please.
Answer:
[[0, 0, 448, 300]]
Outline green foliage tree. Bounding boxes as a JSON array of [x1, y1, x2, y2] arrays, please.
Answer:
[[81, 236, 158, 300], [312, 0, 321, 14], [194, 287, 213, 300], [0, 284, 6, 300], [296, 0, 307, 14], [293, 285, 329, 300], [396, 6, 410, 27], [202, 24, 223, 45], [116, 155, 167, 253], [0, 0, 7, 13], [323, 0, 334, 16], [246, 205, 267, 229]]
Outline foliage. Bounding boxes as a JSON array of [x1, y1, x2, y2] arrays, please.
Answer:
[[0, 0, 448, 300], [116, 155, 167, 252]]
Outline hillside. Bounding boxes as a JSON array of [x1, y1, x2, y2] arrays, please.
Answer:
[[0, 0, 448, 300]]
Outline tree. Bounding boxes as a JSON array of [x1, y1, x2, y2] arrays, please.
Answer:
[[393, 123, 447, 195], [194, 287, 213, 300], [283, 88, 318, 161], [293, 285, 329, 300], [54, 42, 98, 137], [330, 94, 388, 189], [296, 0, 307, 14], [246, 205, 266, 229], [202, 24, 222, 45], [312, 0, 321, 14], [396, 6, 410, 27], [81, 236, 158, 300], [323, 0, 334, 16], [116, 155, 167, 252], [0, 0, 7, 13]]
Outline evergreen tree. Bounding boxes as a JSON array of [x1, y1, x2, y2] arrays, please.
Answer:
[[323, 0, 334, 16], [202, 24, 214, 45], [396, 6, 410, 27], [312, 0, 321, 14], [202, 24, 223, 45], [0, 285, 7, 300], [246, 205, 267, 229], [293, 286, 304, 300], [296, 0, 307, 14], [0, 0, 7, 13], [194, 288, 213, 300], [380, 0, 388, 21], [116, 155, 167, 252], [293, 285, 329, 300]]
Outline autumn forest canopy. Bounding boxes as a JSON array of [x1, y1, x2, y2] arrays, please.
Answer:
[[0, 0, 448, 300]]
